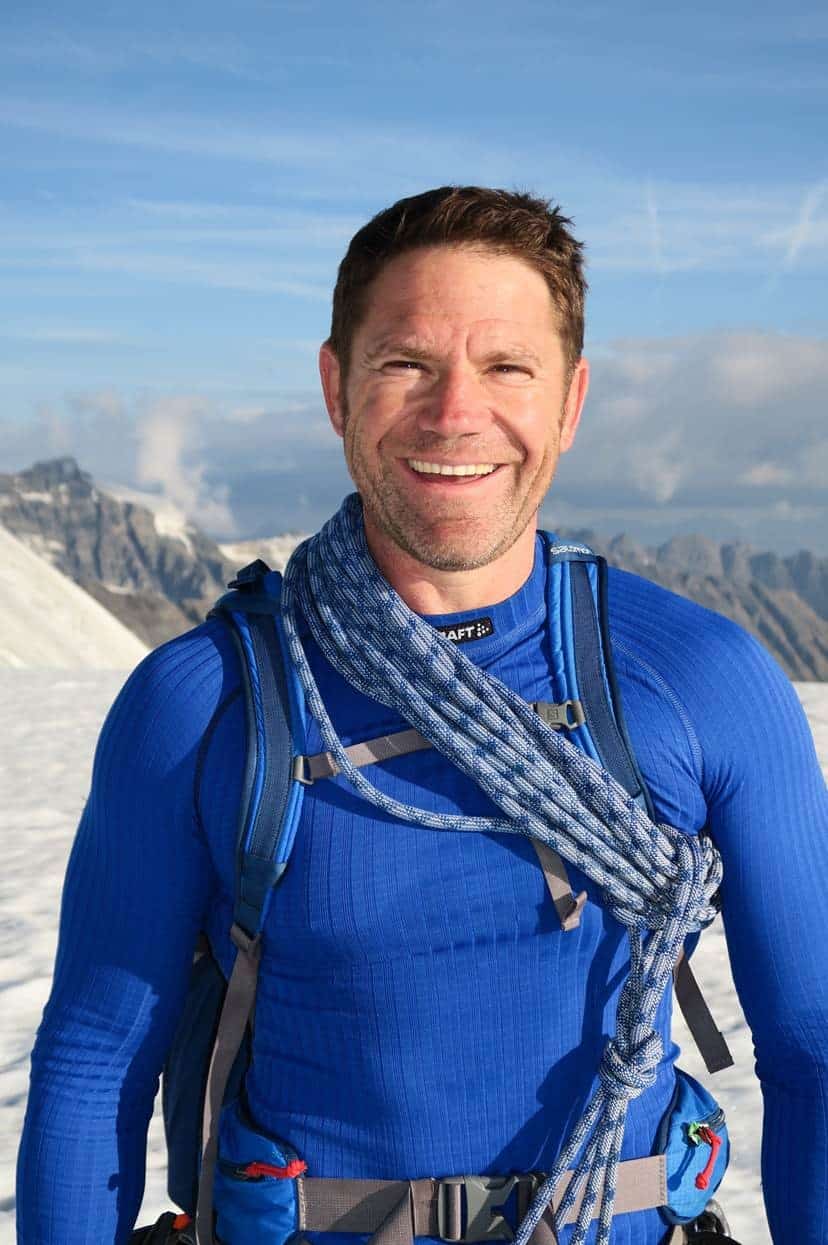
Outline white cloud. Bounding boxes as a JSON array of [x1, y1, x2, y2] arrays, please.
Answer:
[[2, 331, 825, 552], [560, 331, 828, 530], [740, 463, 794, 487], [135, 396, 235, 534]]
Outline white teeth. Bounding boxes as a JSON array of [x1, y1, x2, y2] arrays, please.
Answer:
[[408, 460, 497, 476]]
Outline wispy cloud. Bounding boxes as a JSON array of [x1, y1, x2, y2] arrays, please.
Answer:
[[0, 96, 500, 179], [644, 180, 665, 277], [135, 395, 235, 533], [759, 180, 828, 292], [0, 97, 348, 165], [0, 26, 346, 80], [0, 326, 129, 346], [779, 179, 828, 271]]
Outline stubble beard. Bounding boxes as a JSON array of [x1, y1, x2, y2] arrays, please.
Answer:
[[342, 400, 560, 574]]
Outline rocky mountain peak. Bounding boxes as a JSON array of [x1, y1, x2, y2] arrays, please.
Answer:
[[0, 457, 235, 647], [15, 455, 95, 495]]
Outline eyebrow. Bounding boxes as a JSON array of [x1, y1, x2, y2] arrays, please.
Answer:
[[362, 340, 436, 364], [361, 339, 544, 367]]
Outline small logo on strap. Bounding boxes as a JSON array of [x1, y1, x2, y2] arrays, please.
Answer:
[[434, 616, 495, 644]]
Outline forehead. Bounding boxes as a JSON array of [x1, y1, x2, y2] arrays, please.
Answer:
[[356, 245, 560, 346]]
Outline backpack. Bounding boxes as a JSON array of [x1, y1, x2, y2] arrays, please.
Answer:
[[159, 539, 732, 1238]]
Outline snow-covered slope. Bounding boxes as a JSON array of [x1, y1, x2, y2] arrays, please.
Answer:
[[220, 534, 306, 573], [0, 524, 148, 669]]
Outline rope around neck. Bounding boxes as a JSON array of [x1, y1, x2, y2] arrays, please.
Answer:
[[281, 493, 723, 1245]]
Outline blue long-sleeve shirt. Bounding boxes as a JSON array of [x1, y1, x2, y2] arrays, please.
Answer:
[[17, 535, 828, 1243]]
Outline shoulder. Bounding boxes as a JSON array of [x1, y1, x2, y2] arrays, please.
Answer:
[[91, 616, 243, 788], [604, 564, 777, 714], [605, 564, 756, 665], [604, 565, 813, 804]]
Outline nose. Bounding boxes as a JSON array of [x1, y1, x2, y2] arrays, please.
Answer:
[[415, 364, 491, 436]]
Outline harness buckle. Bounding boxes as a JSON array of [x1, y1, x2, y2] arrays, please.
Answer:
[[436, 1174, 531, 1242]]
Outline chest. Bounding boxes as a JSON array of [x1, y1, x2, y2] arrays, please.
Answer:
[[198, 622, 707, 978]]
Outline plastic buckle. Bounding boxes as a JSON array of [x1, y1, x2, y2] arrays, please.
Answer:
[[533, 701, 586, 731], [291, 755, 314, 786], [228, 559, 271, 591], [436, 1175, 521, 1242]]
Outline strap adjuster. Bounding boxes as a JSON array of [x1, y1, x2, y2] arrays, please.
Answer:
[[436, 1175, 532, 1243], [228, 558, 271, 591], [534, 700, 586, 731], [291, 755, 314, 785]]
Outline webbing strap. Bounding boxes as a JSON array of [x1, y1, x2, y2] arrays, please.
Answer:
[[297, 1156, 666, 1245], [673, 952, 734, 1073], [301, 709, 587, 933], [531, 840, 587, 931], [305, 728, 432, 780], [303, 703, 583, 783], [194, 925, 261, 1245]]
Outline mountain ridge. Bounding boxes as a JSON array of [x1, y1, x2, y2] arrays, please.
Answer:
[[0, 456, 235, 647]]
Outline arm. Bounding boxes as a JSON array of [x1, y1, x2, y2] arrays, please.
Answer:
[[15, 627, 232, 1244], [691, 627, 828, 1242]]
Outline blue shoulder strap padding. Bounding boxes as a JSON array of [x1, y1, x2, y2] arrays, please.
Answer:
[[209, 561, 308, 939], [542, 536, 655, 819]]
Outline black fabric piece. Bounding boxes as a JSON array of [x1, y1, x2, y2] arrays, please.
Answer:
[[687, 1236, 741, 1244], [130, 1211, 193, 1244]]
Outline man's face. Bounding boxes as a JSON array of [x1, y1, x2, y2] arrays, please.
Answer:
[[319, 244, 588, 573]]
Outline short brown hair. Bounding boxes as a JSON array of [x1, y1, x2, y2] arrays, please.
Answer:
[[327, 185, 587, 381]]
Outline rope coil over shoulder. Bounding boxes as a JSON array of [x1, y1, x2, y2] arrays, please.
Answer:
[[278, 494, 724, 1245]]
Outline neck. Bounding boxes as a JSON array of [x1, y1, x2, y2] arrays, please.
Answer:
[[363, 516, 538, 615]]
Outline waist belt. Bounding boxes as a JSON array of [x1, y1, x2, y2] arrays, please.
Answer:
[[297, 1156, 666, 1245]]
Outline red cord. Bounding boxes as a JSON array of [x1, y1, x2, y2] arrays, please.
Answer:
[[243, 1158, 308, 1179], [694, 1126, 723, 1190]]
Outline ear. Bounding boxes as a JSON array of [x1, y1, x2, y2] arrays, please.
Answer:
[[560, 356, 589, 453], [319, 341, 345, 437]]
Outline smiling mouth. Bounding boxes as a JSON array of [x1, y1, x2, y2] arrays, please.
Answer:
[[406, 459, 499, 478]]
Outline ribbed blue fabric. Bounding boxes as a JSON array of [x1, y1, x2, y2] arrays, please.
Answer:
[[280, 497, 722, 1245], [17, 535, 828, 1244]]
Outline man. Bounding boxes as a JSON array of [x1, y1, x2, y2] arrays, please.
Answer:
[[17, 187, 828, 1244]]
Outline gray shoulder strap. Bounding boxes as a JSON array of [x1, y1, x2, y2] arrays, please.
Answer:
[[301, 711, 587, 933], [195, 926, 261, 1245]]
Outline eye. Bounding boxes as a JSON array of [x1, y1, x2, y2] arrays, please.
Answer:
[[384, 359, 425, 371], [491, 363, 531, 376]]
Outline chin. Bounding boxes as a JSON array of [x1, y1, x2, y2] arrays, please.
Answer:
[[393, 524, 515, 573]]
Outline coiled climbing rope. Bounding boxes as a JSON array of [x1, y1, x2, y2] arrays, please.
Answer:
[[280, 493, 723, 1245]]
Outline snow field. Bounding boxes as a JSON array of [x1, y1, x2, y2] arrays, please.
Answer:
[[1, 672, 825, 1243], [0, 526, 148, 670]]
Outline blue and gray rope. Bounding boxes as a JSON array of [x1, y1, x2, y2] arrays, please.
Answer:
[[280, 493, 722, 1245]]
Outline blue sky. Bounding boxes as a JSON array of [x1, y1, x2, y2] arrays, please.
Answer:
[[1, 1, 826, 551]]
